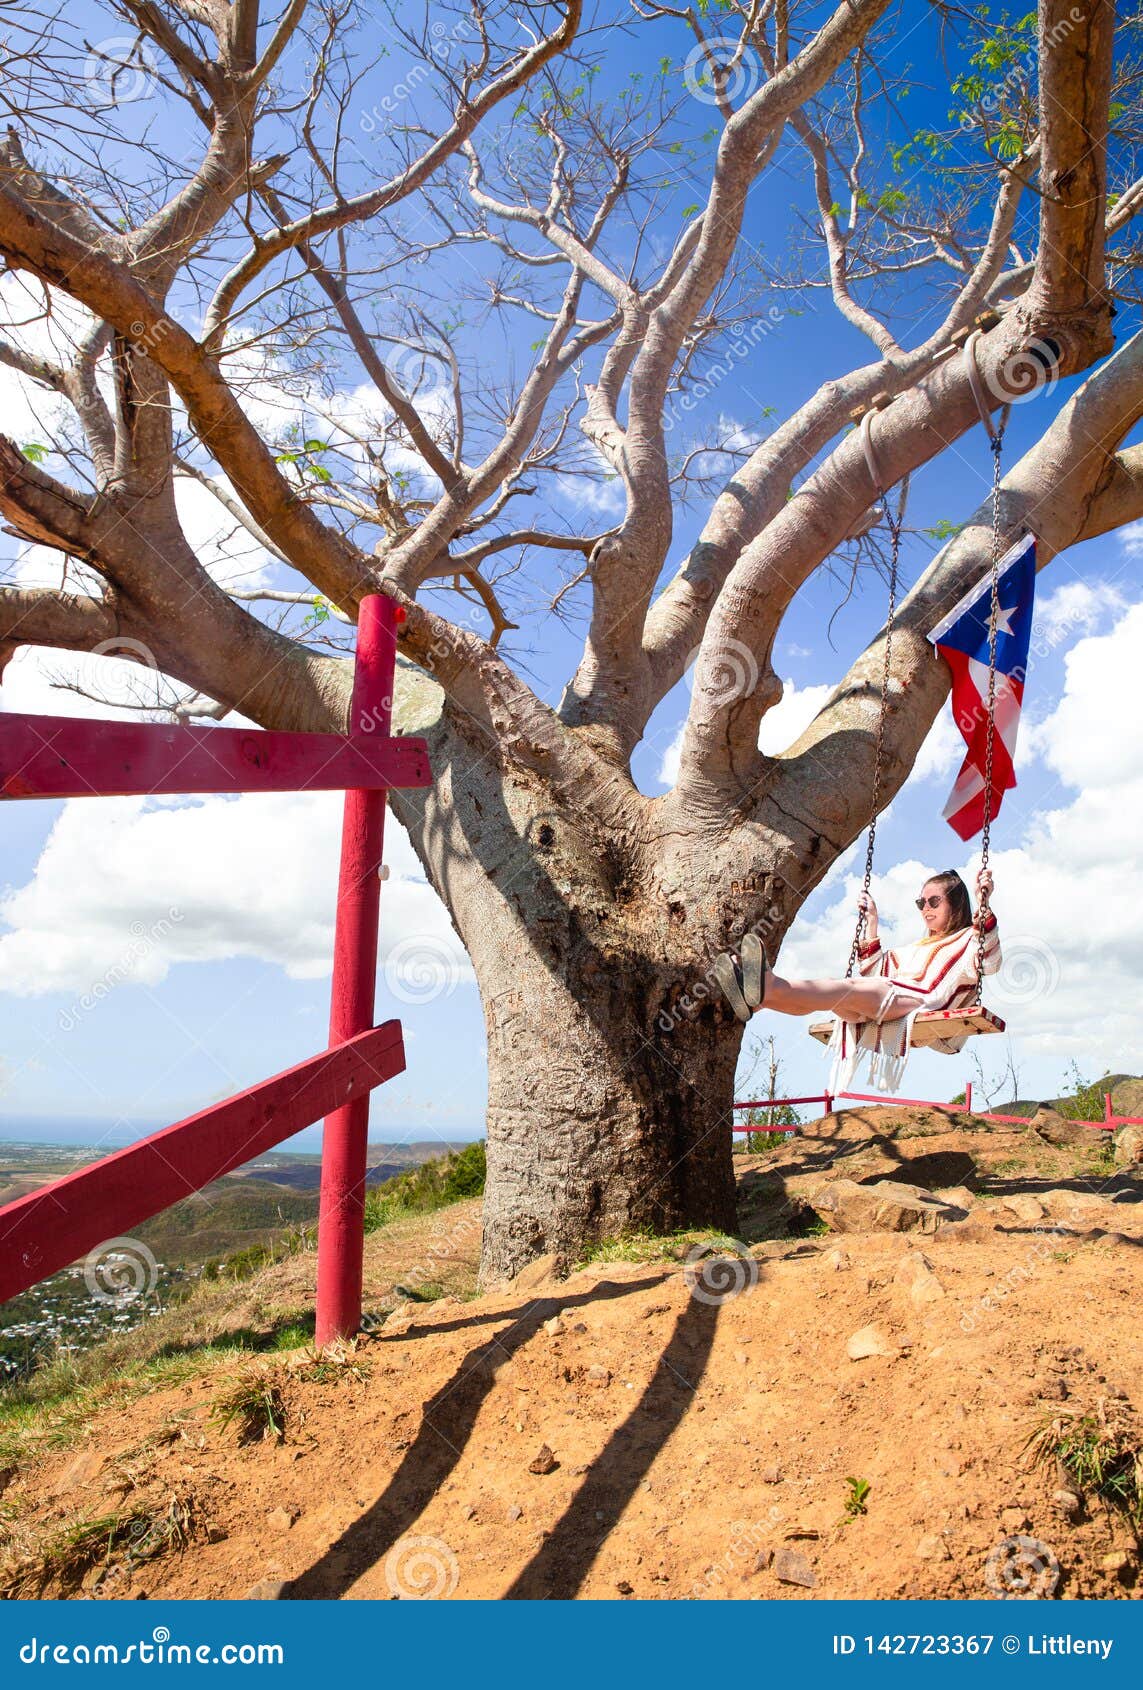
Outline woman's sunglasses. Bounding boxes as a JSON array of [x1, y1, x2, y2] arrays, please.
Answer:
[[915, 894, 947, 911]]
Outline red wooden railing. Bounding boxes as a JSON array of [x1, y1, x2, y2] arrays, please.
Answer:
[[733, 1083, 1138, 1135], [0, 592, 430, 1345]]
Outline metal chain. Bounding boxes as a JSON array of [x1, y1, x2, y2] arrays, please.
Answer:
[[973, 419, 1006, 1001], [847, 474, 909, 977]]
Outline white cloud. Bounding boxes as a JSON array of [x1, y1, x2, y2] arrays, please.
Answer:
[[1117, 520, 1143, 557], [1034, 578, 1124, 650], [0, 789, 470, 999], [911, 708, 963, 783], [1025, 599, 1143, 788], [657, 675, 834, 787], [552, 469, 626, 520]]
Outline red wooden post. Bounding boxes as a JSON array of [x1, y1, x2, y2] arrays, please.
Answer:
[[1105, 1091, 1114, 1123], [965, 1081, 973, 1113], [315, 593, 402, 1346]]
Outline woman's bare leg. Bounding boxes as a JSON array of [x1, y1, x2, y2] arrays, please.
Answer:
[[763, 972, 922, 1023]]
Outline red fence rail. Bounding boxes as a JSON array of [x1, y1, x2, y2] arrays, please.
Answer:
[[733, 1085, 1137, 1135], [0, 1024, 404, 1306], [0, 592, 430, 1344]]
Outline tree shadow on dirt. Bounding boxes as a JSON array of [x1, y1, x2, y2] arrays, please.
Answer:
[[285, 1271, 675, 1599], [975, 1173, 1140, 1203], [502, 1285, 725, 1598]]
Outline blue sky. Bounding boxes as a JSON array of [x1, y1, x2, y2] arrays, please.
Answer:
[[3, 2, 1143, 1153]]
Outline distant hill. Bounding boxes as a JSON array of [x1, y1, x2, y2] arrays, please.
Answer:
[[1002, 1073, 1143, 1120], [233, 1142, 471, 1194]]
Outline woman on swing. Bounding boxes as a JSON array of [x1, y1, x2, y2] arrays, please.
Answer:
[[715, 866, 1001, 1091]]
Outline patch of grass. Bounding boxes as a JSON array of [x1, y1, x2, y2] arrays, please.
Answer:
[[290, 1341, 371, 1385], [209, 1372, 286, 1444], [575, 1226, 718, 1268], [271, 1322, 312, 1352], [202, 1223, 315, 1285], [363, 1141, 486, 1234], [392, 1280, 448, 1303], [843, 1476, 871, 1518], [1085, 1142, 1118, 1177], [0, 1495, 194, 1599], [1026, 1407, 1143, 1527]]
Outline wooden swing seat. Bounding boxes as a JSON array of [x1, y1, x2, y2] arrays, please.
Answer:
[[808, 1006, 1006, 1048]]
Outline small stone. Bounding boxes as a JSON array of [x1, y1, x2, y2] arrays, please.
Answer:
[[586, 1364, 611, 1388], [1102, 1550, 1130, 1575], [772, 1548, 817, 1588], [846, 1323, 898, 1361], [1051, 1489, 1082, 1523], [543, 1315, 564, 1337], [1000, 1508, 1029, 1533], [751, 1547, 773, 1572], [247, 1580, 288, 1599], [506, 1503, 523, 1522], [205, 1524, 228, 1543], [734, 1351, 749, 1365], [761, 1466, 782, 1484], [616, 1579, 634, 1595], [528, 1444, 558, 1475], [267, 1507, 298, 1532], [461, 1504, 476, 1520], [382, 1306, 413, 1333], [823, 1248, 851, 1272], [511, 1253, 561, 1291], [915, 1534, 950, 1561], [893, 1252, 945, 1305], [999, 1194, 1045, 1223]]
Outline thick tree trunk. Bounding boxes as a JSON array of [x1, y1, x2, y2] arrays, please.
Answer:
[[391, 682, 748, 1282], [478, 938, 741, 1280]]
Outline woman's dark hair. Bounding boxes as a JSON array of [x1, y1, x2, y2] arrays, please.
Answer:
[[924, 869, 972, 934]]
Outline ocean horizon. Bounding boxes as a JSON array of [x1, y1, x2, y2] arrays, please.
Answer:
[[0, 1113, 483, 1153]]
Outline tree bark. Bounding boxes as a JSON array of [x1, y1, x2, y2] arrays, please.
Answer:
[[390, 674, 744, 1279]]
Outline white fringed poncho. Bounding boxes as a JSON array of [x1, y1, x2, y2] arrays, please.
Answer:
[[826, 914, 1002, 1096]]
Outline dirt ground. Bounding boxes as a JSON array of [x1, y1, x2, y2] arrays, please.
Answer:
[[2, 1107, 1140, 1602]]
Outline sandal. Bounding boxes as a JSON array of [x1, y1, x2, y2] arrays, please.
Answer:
[[712, 951, 752, 1022], [740, 931, 767, 1008]]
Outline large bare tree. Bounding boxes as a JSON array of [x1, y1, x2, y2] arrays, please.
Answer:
[[1, 0, 1140, 1277]]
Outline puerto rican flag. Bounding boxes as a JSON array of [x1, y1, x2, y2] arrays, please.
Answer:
[[927, 533, 1036, 842]]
